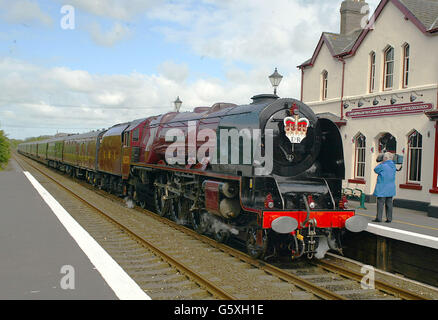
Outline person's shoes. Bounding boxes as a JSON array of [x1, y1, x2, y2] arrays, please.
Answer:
[[372, 219, 382, 222], [385, 220, 392, 223]]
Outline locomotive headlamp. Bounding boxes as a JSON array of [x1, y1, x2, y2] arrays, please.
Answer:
[[339, 195, 349, 209], [269, 68, 283, 95], [264, 193, 275, 209], [307, 195, 316, 209], [174, 96, 182, 112]]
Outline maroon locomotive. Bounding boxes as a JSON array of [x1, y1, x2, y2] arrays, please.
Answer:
[[18, 94, 367, 260]]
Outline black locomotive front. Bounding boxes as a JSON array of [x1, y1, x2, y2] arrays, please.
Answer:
[[210, 94, 365, 259]]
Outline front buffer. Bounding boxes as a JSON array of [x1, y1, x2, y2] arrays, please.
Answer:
[[260, 210, 367, 260]]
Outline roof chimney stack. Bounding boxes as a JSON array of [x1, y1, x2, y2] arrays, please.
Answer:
[[340, 0, 370, 35]]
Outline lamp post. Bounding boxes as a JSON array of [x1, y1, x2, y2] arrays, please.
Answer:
[[174, 96, 182, 112], [269, 68, 283, 96]]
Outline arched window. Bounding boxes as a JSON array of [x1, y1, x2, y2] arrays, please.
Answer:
[[355, 134, 366, 178], [407, 130, 422, 183], [321, 70, 328, 100], [403, 44, 410, 88], [384, 46, 394, 90], [369, 52, 376, 93], [378, 132, 397, 153]]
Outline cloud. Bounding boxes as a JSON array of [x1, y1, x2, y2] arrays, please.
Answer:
[[0, 0, 384, 139], [148, 0, 340, 68], [0, 0, 52, 26], [158, 61, 189, 83], [88, 21, 132, 47], [63, 0, 164, 21], [0, 57, 277, 139]]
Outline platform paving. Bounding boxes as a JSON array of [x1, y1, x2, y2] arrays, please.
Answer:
[[0, 159, 120, 299], [350, 200, 438, 249]]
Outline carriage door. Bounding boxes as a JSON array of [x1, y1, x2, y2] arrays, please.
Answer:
[[121, 130, 131, 180]]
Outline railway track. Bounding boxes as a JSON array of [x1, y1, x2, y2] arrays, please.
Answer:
[[15, 153, 437, 300]]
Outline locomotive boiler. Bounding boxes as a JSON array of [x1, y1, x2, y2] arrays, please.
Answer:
[[18, 94, 367, 260]]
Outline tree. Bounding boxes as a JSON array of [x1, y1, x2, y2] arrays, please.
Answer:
[[0, 129, 10, 170]]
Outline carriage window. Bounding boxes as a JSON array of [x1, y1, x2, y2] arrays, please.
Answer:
[[133, 128, 140, 142], [123, 132, 130, 146]]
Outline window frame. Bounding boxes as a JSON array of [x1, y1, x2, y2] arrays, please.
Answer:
[[354, 134, 366, 179], [369, 52, 376, 93], [383, 46, 394, 90], [321, 70, 328, 101], [407, 130, 422, 184], [402, 44, 410, 88]]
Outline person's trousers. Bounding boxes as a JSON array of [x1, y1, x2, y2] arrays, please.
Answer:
[[376, 197, 393, 221]]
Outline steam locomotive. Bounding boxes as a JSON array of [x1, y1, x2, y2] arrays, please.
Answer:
[[18, 94, 367, 260]]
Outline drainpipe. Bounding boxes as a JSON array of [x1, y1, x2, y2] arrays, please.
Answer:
[[338, 57, 346, 120], [300, 67, 304, 102]]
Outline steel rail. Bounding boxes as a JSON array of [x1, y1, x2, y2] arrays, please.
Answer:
[[314, 259, 428, 300], [126, 194, 433, 301], [153, 219, 348, 300], [14, 154, 236, 300]]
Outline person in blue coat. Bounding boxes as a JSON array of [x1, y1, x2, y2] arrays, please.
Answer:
[[373, 152, 397, 223]]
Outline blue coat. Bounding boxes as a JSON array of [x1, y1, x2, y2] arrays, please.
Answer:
[[373, 160, 396, 197]]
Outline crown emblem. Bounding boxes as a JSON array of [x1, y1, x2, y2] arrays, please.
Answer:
[[284, 115, 310, 144]]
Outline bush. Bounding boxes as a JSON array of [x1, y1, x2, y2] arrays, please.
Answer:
[[0, 130, 10, 169]]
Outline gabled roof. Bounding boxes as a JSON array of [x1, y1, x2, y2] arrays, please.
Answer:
[[324, 31, 362, 56], [298, 30, 361, 68], [400, 0, 438, 30], [298, 0, 438, 69]]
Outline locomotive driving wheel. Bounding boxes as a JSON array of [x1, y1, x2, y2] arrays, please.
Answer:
[[213, 228, 230, 243], [152, 175, 169, 217], [246, 223, 269, 260], [173, 197, 191, 225]]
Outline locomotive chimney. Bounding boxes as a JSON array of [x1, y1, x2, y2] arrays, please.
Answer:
[[250, 94, 279, 104], [340, 0, 369, 35]]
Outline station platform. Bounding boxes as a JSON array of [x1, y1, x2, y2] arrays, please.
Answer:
[[349, 199, 438, 250], [0, 159, 149, 299]]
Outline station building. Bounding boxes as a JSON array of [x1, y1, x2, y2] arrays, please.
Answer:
[[298, 0, 438, 217]]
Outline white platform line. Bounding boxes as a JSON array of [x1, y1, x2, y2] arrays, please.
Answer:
[[23, 171, 151, 300], [367, 223, 438, 249]]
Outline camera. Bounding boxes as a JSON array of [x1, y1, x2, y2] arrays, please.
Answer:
[[376, 153, 404, 165]]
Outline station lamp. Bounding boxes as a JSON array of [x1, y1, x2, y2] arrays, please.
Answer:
[[269, 68, 283, 95], [174, 96, 182, 112], [410, 91, 423, 103]]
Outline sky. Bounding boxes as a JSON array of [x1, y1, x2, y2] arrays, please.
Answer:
[[0, 0, 380, 140]]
